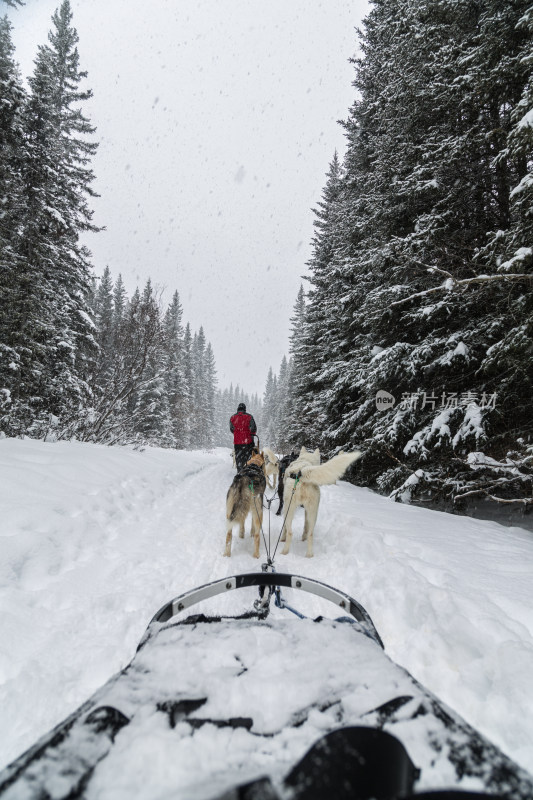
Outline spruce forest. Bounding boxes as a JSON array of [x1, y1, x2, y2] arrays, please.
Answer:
[[1, 0, 532, 513], [267, 0, 533, 512]]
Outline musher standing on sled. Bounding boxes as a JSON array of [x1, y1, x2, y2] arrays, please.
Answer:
[[230, 403, 257, 471]]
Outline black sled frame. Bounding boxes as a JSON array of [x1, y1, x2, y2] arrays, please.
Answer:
[[150, 568, 384, 648], [3, 568, 533, 800]]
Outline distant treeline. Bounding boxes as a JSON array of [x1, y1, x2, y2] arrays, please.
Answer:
[[89, 269, 220, 448], [267, 0, 533, 509]]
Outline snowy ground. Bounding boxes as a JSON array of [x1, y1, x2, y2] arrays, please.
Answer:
[[1, 438, 532, 778]]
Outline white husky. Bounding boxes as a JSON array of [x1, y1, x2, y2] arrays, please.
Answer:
[[280, 446, 361, 558], [262, 446, 279, 490]]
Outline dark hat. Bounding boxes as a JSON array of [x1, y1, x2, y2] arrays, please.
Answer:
[[237, 403, 246, 412]]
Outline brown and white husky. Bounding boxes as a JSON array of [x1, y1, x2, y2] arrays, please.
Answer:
[[224, 452, 266, 559]]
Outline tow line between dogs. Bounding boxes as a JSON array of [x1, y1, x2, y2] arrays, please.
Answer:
[[252, 475, 300, 565], [251, 477, 306, 619]]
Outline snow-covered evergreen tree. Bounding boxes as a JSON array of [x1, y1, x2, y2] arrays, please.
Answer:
[[285, 285, 316, 447], [189, 329, 205, 448], [163, 290, 188, 448], [0, 15, 26, 419], [184, 326, 217, 449], [1, 1, 99, 438], [92, 266, 114, 389], [255, 357, 295, 453], [291, 0, 533, 509], [131, 281, 172, 446], [262, 367, 278, 447], [274, 356, 292, 452], [203, 342, 217, 448], [180, 323, 193, 448]]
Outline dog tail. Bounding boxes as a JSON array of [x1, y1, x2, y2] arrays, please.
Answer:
[[298, 451, 362, 486], [226, 478, 249, 522], [227, 483, 238, 522], [262, 446, 278, 466]]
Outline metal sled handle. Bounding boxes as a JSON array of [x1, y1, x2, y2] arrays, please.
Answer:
[[151, 572, 383, 647]]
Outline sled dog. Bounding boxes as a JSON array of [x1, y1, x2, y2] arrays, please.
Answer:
[[224, 452, 266, 559], [280, 447, 361, 558], [262, 447, 279, 491], [275, 449, 300, 515]]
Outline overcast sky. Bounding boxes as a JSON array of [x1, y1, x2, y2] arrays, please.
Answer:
[[7, 0, 368, 396]]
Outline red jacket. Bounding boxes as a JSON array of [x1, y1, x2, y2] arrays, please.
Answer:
[[230, 412, 256, 445]]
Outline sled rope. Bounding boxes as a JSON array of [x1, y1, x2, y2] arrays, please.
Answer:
[[263, 488, 279, 509], [261, 487, 279, 559], [271, 475, 300, 562], [252, 492, 271, 560], [251, 475, 299, 566]]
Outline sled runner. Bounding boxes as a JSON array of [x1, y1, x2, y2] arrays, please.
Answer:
[[1, 571, 532, 800]]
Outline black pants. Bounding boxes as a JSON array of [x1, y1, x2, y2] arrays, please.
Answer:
[[234, 443, 253, 472]]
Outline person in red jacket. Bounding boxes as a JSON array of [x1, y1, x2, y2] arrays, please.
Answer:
[[230, 403, 257, 471]]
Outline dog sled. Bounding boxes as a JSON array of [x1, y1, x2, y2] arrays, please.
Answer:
[[1, 570, 532, 800]]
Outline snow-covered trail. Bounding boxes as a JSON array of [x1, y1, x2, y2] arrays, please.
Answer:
[[1, 439, 532, 774], [1, 442, 233, 769]]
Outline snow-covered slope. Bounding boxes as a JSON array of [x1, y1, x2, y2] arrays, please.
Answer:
[[1, 438, 532, 775]]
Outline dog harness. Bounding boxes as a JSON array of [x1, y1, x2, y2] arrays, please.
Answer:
[[236, 463, 266, 493]]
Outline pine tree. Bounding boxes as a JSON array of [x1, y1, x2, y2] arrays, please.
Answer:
[[0, 15, 26, 420], [92, 267, 114, 389], [189, 329, 204, 447], [292, 0, 533, 508], [286, 285, 316, 446], [250, 392, 262, 436], [275, 356, 292, 451], [83, 273, 129, 444], [113, 274, 126, 328], [187, 327, 217, 449], [181, 323, 194, 448], [0, 16, 25, 254], [262, 367, 278, 446], [293, 151, 353, 451], [85, 284, 156, 445], [2, 1, 99, 437], [163, 290, 187, 448], [131, 280, 172, 446], [203, 342, 217, 448], [213, 386, 228, 447], [470, 4, 533, 488]]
